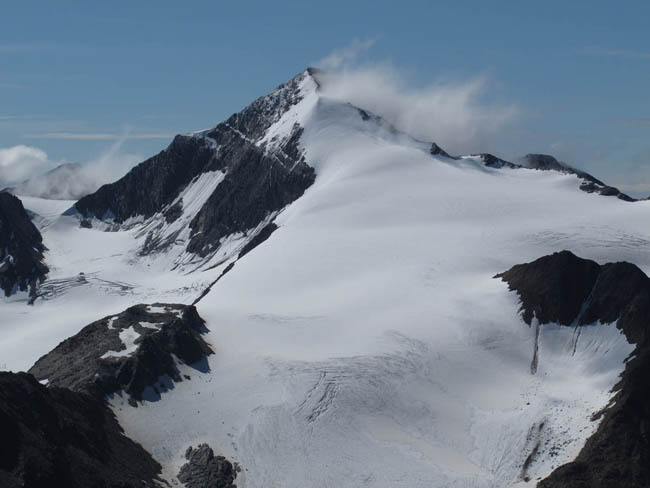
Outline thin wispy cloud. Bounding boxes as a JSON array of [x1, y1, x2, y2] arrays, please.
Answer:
[[578, 47, 650, 60], [316, 38, 378, 71], [24, 132, 173, 140], [0, 42, 61, 53], [315, 39, 520, 155]]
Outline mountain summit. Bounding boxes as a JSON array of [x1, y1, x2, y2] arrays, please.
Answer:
[[72, 69, 633, 272]]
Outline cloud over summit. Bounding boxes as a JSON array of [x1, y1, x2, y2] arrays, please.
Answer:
[[315, 40, 520, 155]]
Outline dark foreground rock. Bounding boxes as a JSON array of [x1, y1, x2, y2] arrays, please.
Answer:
[[0, 191, 48, 297], [0, 371, 162, 488], [29, 303, 212, 404], [497, 250, 650, 487], [178, 444, 239, 488]]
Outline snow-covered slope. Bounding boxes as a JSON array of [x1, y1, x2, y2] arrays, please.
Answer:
[[2, 68, 650, 487]]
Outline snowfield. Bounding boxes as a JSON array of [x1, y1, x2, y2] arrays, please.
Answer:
[[2, 71, 650, 487]]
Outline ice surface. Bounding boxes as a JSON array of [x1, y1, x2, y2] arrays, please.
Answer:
[[139, 321, 160, 329]]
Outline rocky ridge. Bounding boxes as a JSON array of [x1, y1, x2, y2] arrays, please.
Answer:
[[74, 70, 317, 261], [0, 191, 49, 297], [29, 303, 212, 404], [178, 444, 239, 488], [497, 250, 650, 487]]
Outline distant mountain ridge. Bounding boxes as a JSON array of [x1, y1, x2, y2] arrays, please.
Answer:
[[5, 163, 98, 201], [72, 69, 637, 272]]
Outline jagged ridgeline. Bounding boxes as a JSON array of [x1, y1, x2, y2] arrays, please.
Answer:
[[74, 70, 317, 258]]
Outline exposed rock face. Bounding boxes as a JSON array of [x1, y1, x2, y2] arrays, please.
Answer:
[[178, 444, 238, 488], [237, 222, 278, 258], [520, 154, 635, 202], [496, 250, 601, 326], [29, 303, 212, 403], [0, 371, 162, 488], [0, 191, 48, 297], [430, 142, 455, 159], [496, 251, 650, 487], [74, 70, 316, 259], [473, 153, 520, 169], [496, 250, 650, 342], [185, 124, 313, 257]]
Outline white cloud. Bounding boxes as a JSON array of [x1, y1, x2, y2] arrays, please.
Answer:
[[316, 38, 377, 71], [0, 138, 143, 199], [0, 145, 52, 185], [315, 57, 520, 155]]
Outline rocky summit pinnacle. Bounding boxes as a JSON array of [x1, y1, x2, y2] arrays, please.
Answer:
[[74, 69, 317, 259]]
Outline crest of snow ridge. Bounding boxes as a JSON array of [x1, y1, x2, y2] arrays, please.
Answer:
[[73, 68, 635, 270]]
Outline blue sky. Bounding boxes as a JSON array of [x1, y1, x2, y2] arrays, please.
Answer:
[[1, 1, 649, 194]]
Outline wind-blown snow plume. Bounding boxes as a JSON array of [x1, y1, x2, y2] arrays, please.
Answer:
[[315, 41, 520, 155]]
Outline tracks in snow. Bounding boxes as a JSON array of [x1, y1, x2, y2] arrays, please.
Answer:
[[36, 272, 137, 301]]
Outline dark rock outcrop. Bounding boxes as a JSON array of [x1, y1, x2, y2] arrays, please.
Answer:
[[0, 191, 48, 297], [496, 250, 650, 342], [520, 154, 635, 202], [496, 251, 650, 487], [430, 142, 456, 159], [473, 153, 520, 169], [495, 250, 601, 327], [74, 70, 316, 259], [178, 444, 239, 488], [185, 124, 313, 257], [0, 371, 162, 488], [29, 303, 212, 403], [238, 222, 278, 259]]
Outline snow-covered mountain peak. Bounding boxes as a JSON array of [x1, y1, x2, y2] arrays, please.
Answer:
[[4, 66, 650, 488], [191, 67, 321, 147]]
